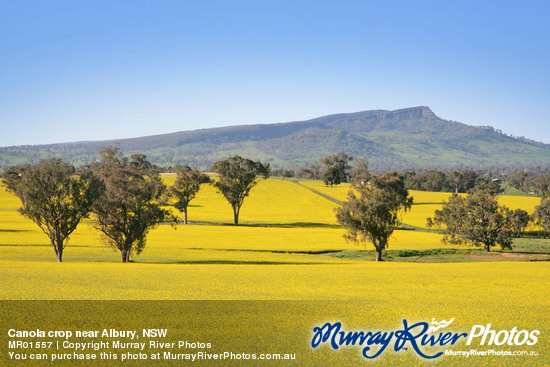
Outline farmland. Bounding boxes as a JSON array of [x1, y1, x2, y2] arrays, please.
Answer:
[[1, 177, 549, 365], [0, 177, 548, 282]]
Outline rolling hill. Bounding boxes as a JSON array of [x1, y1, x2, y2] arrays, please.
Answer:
[[1, 106, 549, 172]]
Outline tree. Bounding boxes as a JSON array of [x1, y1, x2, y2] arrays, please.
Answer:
[[422, 170, 447, 192], [448, 170, 478, 193], [531, 175, 550, 197], [92, 147, 169, 262], [350, 157, 370, 185], [510, 171, 528, 194], [211, 156, 270, 225], [298, 163, 322, 180], [271, 168, 295, 178], [323, 166, 341, 187], [2, 159, 102, 262], [168, 166, 210, 224], [322, 152, 353, 185], [534, 198, 550, 234], [336, 172, 413, 261], [427, 187, 514, 252], [508, 208, 530, 237]]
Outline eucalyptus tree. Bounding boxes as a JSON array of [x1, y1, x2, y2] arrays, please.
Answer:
[[2, 159, 103, 262], [336, 172, 413, 261], [211, 156, 270, 226], [534, 198, 550, 235], [427, 187, 516, 252], [92, 147, 169, 262], [169, 166, 210, 224], [322, 152, 353, 185]]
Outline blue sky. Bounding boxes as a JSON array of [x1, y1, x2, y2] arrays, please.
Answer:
[[0, 0, 549, 146]]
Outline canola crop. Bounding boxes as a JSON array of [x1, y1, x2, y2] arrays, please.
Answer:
[[164, 178, 338, 225], [0, 179, 544, 263], [0, 179, 547, 297], [0, 260, 546, 301], [296, 183, 543, 229], [1, 179, 548, 366]]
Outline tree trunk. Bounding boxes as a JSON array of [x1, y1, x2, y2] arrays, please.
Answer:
[[121, 249, 129, 263], [53, 240, 63, 262], [56, 247, 63, 263], [233, 210, 239, 226], [485, 244, 490, 252], [375, 248, 384, 261], [184, 208, 188, 225]]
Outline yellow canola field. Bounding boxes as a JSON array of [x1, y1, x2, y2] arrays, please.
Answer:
[[166, 178, 338, 225], [401, 190, 453, 229], [1, 177, 448, 266], [499, 194, 542, 214], [297, 182, 543, 229], [1, 177, 338, 227], [298, 180, 352, 202], [1, 178, 548, 366], [0, 260, 547, 367], [403, 190, 543, 229], [0, 223, 447, 263], [0, 260, 546, 301], [0, 179, 541, 264]]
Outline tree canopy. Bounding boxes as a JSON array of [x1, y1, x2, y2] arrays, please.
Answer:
[[427, 187, 516, 251], [323, 166, 341, 187], [511, 173, 550, 197], [533, 198, 550, 234], [2, 159, 102, 262], [298, 163, 322, 180], [168, 166, 210, 224], [211, 156, 270, 225], [322, 152, 353, 185], [92, 146, 169, 262], [350, 157, 370, 185], [405, 169, 484, 193], [336, 172, 413, 261]]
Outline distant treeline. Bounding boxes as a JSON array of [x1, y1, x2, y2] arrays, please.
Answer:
[[402, 167, 550, 196], [4, 146, 550, 197], [403, 170, 495, 193], [263, 154, 550, 197]]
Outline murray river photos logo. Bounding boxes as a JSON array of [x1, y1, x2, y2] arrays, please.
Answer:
[[311, 319, 540, 359]]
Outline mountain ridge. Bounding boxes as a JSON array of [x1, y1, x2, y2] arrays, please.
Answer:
[[1, 106, 549, 172]]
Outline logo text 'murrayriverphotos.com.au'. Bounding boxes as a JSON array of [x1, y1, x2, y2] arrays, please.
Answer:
[[311, 319, 539, 359]]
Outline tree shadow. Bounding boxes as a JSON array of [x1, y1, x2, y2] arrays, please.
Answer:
[[189, 221, 340, 229], [147, 260, 330, 265], [186, 247, 337, 255], [161, 203, 204, 208]]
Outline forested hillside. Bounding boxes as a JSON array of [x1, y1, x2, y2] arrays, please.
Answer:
[[1, 106, 549, 171]]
